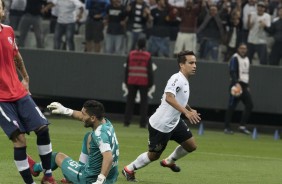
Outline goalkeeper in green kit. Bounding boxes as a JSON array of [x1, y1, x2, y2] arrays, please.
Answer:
[[28, 100, 119, 184]]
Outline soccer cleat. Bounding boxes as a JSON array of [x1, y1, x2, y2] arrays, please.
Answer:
[[60, 178, 73, 184], [238, 126, 251, 135], [41, 176, 57, 184], [160, 160, 181, 172], [224, 128, 234, 134], [27, 155, 40, 177], [122, 167, 137, 182]]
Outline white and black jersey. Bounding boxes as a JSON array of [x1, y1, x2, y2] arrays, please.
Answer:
[[230, 53, 250, 84], [149, 71, 189, 133]]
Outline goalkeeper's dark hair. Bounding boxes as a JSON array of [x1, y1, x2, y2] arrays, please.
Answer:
[[177, 50, 195, 65], [83, 100, 105, 121]]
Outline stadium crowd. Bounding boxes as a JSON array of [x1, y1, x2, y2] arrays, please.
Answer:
[[2, 0, 282, 65]]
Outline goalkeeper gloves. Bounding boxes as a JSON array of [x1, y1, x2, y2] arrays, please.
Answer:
[[92, 174, 106, 184], [47, 102, 73, 116]]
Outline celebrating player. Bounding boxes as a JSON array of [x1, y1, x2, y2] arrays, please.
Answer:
[[122, 50, 201, 182], [0, 1, 56, 183], [28, 100, 119, 184]]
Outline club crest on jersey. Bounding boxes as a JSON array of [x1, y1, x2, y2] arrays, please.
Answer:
[[8, 37, 13, 45]]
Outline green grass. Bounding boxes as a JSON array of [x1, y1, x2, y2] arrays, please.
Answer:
[[0, 118, 281, 184]]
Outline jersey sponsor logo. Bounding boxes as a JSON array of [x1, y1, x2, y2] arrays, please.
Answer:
[[8, 37, 13, 45], [176, 87, 180, 93]]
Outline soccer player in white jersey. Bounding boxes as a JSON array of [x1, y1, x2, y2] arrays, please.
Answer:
[[28, 100, 120, 184], [122, 50, 201, 182]]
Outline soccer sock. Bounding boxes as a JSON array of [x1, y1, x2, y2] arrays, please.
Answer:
[[51, 152, 58, 170], [34, 152, 58, 172], [36, 127, 52, 177], [14, 147, 34, 184], [126, 152, 151, 172], [165, 145, 188, 164]]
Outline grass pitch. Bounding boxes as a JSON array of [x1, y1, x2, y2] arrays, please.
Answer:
[[0, 118, 281, 184]]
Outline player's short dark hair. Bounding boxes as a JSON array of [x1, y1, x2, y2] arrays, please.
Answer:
[[83, 100, 105, 120], [177, 50, 195, 64], [137, 38, 146, 49]]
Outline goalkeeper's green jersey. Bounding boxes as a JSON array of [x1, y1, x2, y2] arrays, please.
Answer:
[[82, 118, 119, 183]]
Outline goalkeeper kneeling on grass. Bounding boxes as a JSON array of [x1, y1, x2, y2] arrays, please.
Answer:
[[28, 100, 120, 184]]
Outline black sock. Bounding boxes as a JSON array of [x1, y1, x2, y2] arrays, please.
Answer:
[[14, 147, 34, 184]]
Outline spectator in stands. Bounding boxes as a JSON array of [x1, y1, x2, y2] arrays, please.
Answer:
[[43, 0, 84, 51], [167, 0, 185, 44], [242, 0, 257, 43], [168, 0, 185, 8], [173, 0, 204, 57], [218, 0, 233, 29], [124, 38, 154, 128], [223, 16, 243, 62], [263, 6, 282, 65], [104, 0, 127, 55], [9, 0, 26, 31], [85, 0, 110, 52], [147, 0, 171, 57], [247, 1, 271, 64], [146, 0, 157, 9], [17, 0, 46, 48], [224, 43, 253, 135], [230, 0, 243, 17], [268, 0, 280, 18], [125, 0, 152, 53], [45, 0, 59, 34], [197, 5, 225, 61], [271, 0, 282, 18]]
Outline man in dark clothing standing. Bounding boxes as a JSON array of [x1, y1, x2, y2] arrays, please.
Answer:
[[224, 43, 253, 135], [18, 0, 46, 48], [263, 7, 282, 65], [124, 38, 154, 128]]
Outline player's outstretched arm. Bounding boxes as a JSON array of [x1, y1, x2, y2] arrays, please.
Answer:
[[47, 102, 84, 121]]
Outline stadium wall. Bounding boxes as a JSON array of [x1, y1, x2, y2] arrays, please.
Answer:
[[21, 49, 282, 115]]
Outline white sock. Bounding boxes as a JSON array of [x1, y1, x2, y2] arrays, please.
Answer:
[[165, 146, 188, 164], [126, 152, 151, 172]]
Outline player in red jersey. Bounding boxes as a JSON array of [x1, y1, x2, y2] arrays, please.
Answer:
[[0, 1, 56, 184]]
